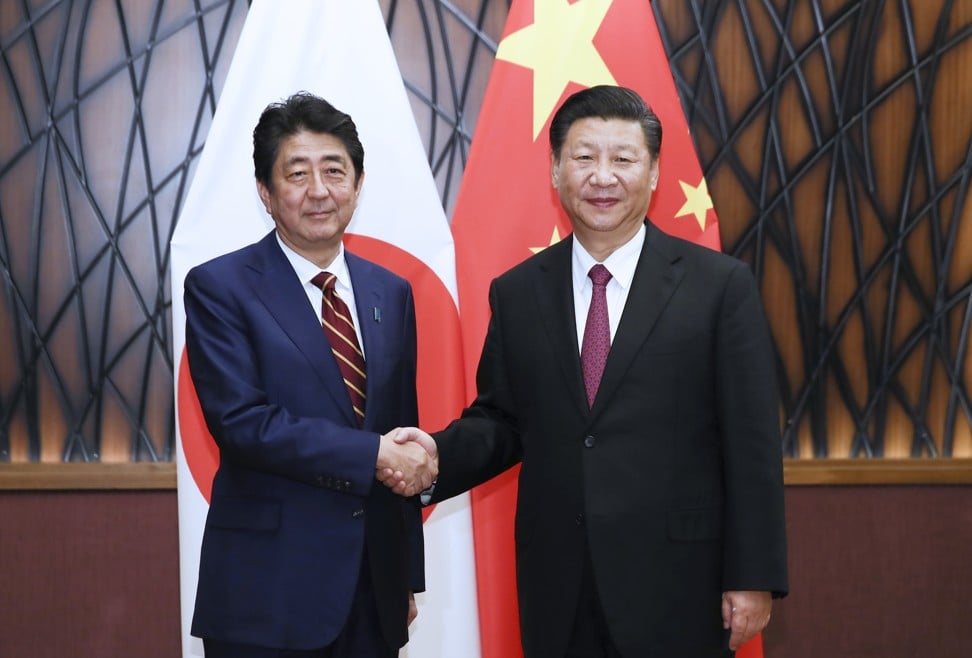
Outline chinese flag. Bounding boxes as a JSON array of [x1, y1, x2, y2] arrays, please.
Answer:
[[451, 1, 763, 658]]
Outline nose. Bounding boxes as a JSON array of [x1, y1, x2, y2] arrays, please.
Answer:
[[590, 161, 617, 186], [308, 172, 330, 198]]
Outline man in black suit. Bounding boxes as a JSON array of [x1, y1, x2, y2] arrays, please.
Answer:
[[384, 85, 788, 657]]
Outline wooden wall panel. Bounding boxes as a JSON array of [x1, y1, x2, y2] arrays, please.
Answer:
[[765, 485, 972, 656], [2, 487, 969, 657], [0, 491, 180, 658]]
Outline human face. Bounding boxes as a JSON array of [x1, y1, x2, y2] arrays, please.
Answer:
[[551, 117, 658, 259], [257, 129, 363, 266]]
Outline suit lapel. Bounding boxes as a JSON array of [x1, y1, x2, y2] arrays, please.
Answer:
[[246, 233, 358, 425], [346, 251, 384, 430], [591, 223, 684, 417], [533, 237, 591, 417]]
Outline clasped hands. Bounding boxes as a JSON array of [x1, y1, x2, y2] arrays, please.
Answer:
[[376, 427, 438, 497]]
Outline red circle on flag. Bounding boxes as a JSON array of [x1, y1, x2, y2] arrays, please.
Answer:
[[177, 348, 219, 502]]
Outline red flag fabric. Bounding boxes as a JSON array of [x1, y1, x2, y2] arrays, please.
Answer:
[[450, 1, 761, 657]]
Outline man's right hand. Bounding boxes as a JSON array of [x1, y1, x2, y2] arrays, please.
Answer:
[[376, 427, 438, 497]]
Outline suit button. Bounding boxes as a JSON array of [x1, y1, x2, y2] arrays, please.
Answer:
[[352, 509, 365, 519], [315, 476, 325, 486], [583, 435, 595, 448], [343, 480, 351, 491], [575, 513, 584, 525]]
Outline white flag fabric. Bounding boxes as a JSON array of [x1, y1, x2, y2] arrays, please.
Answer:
[[170, 1, 479, 656]]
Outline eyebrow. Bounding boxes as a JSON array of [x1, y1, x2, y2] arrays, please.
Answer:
[[571, 139, 642, 152], [283, 153, 348, 168]]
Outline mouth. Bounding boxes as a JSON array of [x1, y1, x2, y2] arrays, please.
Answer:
[[586, 197, 618, 208]]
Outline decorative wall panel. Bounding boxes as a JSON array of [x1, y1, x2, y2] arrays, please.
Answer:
[[1, 0, 969, 464], [654, 0, 971, 457]]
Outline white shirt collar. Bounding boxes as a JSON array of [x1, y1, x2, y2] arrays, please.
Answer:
[[571, 222, 646, 290], [275, 233, 351, 289]]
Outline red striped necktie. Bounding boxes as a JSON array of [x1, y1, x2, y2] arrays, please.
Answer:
[[311, 271, 366, 426]]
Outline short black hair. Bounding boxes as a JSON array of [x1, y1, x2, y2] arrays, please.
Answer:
[[549, 85, 662, 160], [252, 91, 364, 188]]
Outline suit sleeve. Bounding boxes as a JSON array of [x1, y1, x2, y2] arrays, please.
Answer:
[[431, 280, 523, 502], [715, 262, 789, 597], [398, 284, 426, 593]]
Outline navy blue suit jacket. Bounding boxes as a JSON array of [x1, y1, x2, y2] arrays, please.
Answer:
[[185, 231, 423, 650]]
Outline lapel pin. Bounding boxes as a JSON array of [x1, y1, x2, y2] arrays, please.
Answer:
[[373, 307, 381, 323]]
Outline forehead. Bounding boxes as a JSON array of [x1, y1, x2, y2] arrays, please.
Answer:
[[275, 130, 350, 167], [564, 117, 648, 151]]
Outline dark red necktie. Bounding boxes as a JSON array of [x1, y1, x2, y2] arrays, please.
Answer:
[[311, 271, 366, 426], [581, 264, 612, 407]]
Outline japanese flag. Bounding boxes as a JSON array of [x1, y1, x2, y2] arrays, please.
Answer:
[[170, 1, 476, 656]]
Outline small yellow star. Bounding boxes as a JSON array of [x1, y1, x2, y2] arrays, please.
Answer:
[[530, 226, 564, 253], [496, 0, 616, 140], [674, 177, 714, 231]]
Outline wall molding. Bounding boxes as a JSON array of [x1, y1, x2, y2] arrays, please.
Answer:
[[0, 463, 177, 490], [2, 459, 971, 490], [783, 458, 972, 485]]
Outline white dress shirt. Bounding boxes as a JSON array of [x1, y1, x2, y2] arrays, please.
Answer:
[[571, 223, 646, 353]]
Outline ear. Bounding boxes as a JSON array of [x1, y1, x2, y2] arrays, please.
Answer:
[[649, 159, 660, 191], [550, 153, 560, 189], [354, 169, 366, 197], [256, 179, 272, 214]]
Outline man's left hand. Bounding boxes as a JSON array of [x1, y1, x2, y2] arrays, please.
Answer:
[[408, 592, 418, 626], [721, 590, 772, 650]]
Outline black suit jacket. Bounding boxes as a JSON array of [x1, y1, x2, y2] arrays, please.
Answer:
[[185, 231, 423, 650], [433, 221, 788, 658]]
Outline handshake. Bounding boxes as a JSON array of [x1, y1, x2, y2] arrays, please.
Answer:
[[375, 427, 438, 497]]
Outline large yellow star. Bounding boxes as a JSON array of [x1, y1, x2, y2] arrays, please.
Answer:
[[674, 177, 714, 231], [496, 0, 616, 140], [530, 226, 564, 253]]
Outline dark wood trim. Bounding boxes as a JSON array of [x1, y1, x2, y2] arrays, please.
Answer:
[[783, 458, 972, 485], [0, 463, 177, 490], [1, 459, 971, 490]]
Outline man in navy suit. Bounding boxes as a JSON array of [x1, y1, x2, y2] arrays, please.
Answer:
[[184, 92, 436, 658], [386, 85, 788, 657]]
